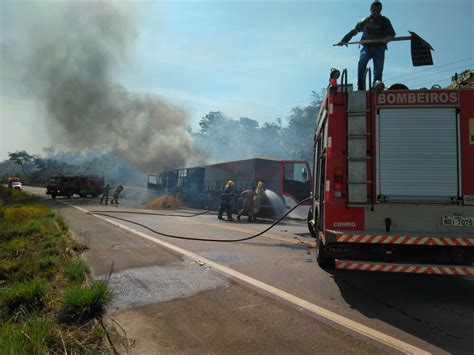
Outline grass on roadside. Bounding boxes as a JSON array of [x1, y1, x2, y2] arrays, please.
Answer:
[[0, 186, 112, 353], [0, 315, 51, 354], [0, 279, 47, 314], [65, 260, 88, 283], [60, 281, 112, 324]]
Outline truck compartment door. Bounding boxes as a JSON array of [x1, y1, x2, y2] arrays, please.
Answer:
[[377, 107, 459, 200]]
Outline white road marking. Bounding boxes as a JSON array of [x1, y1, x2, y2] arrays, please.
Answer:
[[66, 202, 430, 355]]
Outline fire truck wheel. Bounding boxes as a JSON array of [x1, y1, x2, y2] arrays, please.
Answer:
[[51, 194, 56, 199], [316, 236, 334, 268], [307, 207, 317, 237]]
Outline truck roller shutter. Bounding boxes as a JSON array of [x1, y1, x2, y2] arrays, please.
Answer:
[[378, 107, 458, 200]]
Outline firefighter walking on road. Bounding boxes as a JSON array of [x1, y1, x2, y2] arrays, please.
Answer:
[[111, 184, 124, 205], [100, 184, 111, 205], [237, 187, 256, 222], [218, 180, 235, 221], [337, 0, 395, 90]]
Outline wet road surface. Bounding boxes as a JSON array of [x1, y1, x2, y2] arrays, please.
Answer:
[[24, 187, 474, 354]]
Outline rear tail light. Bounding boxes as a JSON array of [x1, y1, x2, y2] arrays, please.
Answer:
[[334, 168, 343, 198]]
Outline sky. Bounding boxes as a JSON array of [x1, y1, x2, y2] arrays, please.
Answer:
[[0, 0, 473, 163]]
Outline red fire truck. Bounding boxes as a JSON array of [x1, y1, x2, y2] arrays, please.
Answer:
[[308, 69, 474, 275], [46, 174, 104, 199]]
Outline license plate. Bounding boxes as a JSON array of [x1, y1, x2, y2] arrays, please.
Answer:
[[442, 216, 474, 227]]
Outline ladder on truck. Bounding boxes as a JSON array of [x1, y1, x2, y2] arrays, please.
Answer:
[[341, 69, 374, 206]]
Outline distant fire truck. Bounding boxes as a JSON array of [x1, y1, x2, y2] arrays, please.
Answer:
[[46, 174, 105, 199], [308, 69, 474, 275]]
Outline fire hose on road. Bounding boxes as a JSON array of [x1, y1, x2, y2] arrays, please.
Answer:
[[87, 196, 312, 243]]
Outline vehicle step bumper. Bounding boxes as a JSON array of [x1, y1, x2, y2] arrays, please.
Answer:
[[335, 259, 474, 275], [326, 229, 474, 246]]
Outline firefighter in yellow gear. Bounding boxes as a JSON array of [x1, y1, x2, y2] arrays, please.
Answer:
[[253, 181, 265, 221], [237, 187, 256, 222], [111, 184, 124, 204]]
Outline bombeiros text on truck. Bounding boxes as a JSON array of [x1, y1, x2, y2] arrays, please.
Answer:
[[307, 68, 474, 275]]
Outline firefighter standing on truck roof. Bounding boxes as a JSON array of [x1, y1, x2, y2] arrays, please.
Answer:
[[218, 180, 235, 221], [337, 0, 395, 90]]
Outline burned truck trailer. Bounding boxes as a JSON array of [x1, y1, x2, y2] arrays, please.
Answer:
[[148, 158, 312, 218], [308, 69, 474, 275]]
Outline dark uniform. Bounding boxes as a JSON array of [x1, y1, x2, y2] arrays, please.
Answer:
[[100, 184, 111, 205], [218, 184, 235, 220], [339, 1, 395, 90]]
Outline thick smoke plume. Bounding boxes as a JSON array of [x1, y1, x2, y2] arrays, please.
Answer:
[[1, 0, 204, 172]]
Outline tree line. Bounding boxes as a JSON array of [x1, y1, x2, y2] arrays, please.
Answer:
[[1, 92, 322, 186], [191, 91, 322, 164], [0, 150, 144, 187]]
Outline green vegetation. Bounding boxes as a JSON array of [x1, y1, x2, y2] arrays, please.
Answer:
[[0, 315, 51, 354], [65, 260, 88, 283], [0, 148, 145, 187], [0, 279, 47, 314], [192, 94, 321, 163], [60, 282, 112, 324], [0, 186, 112, 353]]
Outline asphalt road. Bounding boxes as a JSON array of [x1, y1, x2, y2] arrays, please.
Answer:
[[24, 186, 474, 354]]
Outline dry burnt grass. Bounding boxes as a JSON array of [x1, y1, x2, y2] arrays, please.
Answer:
[[0, 186, 113, 353]]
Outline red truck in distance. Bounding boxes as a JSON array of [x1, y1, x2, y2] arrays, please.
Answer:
[[46, 175, 105, 199]]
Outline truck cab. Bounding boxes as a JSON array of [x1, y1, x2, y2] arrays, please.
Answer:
[[46, 175, 77, 199]]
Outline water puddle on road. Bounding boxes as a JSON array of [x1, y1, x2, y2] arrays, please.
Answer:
[[198, 250, 245, 265], [101, 262, 228, 313]]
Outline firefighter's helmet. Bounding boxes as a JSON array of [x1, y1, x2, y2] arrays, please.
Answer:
[[227, 180, 235, 187], [257, 181, 264, 188]]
